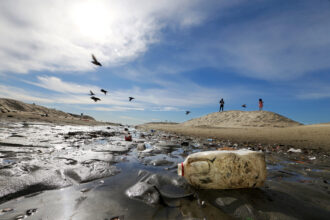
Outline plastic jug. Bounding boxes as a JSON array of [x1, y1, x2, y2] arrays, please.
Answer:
[[178, 150, 266, 189]]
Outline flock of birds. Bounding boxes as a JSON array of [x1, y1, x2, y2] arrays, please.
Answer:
[[89, 54, 135, 103], [89, 54, 247, 115]]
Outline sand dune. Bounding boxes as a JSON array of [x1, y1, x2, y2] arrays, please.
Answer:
[[182, 111, 302, 128], [0, 98, 110, 125]]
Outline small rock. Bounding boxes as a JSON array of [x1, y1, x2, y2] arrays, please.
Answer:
[[111, 215, 125, 220], [15, 215, 26, 220], [137, 143, 146, 151], [26, 208, 37, 216], [1, 208, 13, 213], [181, 142, 189, 146]]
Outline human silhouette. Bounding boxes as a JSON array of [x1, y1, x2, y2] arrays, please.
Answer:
[[219, 98, 224, 112], [259, 98, 264, 111]]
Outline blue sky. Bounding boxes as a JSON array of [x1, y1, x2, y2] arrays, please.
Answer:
[[1, 0, 330, 125]]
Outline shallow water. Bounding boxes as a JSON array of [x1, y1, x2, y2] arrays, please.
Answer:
[[0, 122, 329, 220]]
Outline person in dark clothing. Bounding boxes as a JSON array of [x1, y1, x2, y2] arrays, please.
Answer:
[[219, 98, 224, 112], [259, 98, 264, 111]]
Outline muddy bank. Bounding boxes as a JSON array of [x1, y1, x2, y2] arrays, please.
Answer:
[[0, 122, 329, 219], [137, 123, 330, 151]]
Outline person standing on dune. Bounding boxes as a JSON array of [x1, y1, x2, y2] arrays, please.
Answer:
[[219, 98, 225, 112], [259, 98, 264, 111]]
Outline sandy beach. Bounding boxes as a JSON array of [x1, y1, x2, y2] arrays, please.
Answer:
[[138, 111, 330, 152]]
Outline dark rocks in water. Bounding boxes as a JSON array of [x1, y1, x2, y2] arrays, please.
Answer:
[[26, 208, 37, 216], [149, 159, 174, 166], [126, 170, 194, 206], [65, 131, 116, 139], [181, 141, 189, 146], [110, 215, 125, 220], [64, 164, 120, 183], [126, 182, 160, 205]]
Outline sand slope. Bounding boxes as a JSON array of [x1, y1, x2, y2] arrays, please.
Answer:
[[0, 98, 107, 125], [1, 98, 77, 117], [182, 111, 302, 128]]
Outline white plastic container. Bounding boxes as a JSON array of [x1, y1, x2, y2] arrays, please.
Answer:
[[178, 150, 266, 189]]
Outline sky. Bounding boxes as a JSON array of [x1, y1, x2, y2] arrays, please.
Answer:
[[1, 0, 330, 125]]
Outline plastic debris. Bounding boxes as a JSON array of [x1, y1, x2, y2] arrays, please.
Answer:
[[178, 150, 267, 189], [287, 148, 302, 153], [125, 135, 132, 141]]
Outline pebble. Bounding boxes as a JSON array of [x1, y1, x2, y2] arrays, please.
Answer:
[[26, 208, 37, 216], [1, 208, 13, 213], [137, 143, 146, 151]]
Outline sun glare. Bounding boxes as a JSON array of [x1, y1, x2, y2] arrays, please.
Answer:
[[71, 2, 109, 39]]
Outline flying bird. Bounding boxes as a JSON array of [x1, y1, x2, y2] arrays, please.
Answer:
[[100, 89, 108, 95], [185, 111, 191, 115], [91, 54, 102, 66], [89, 90, 95, 96], [129, 97, 135, 101], [91, 96, 101, 102], [242, 104, 247, 108]]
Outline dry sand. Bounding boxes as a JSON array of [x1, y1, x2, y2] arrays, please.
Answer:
[[138, 111, 330, 151], [182, 110, 302, 128]]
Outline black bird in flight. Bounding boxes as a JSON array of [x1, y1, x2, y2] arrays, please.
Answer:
[[91, 96, 101, 102], [100, 89, 108, 95], [129, 97, 135, 101], [91, 54, 102, 66], [185, 111, 191, 115], [242, 104, 247, 108], [89, 90, 95, 96]]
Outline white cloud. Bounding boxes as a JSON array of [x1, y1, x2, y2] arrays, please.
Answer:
[[296, 83, 330, 100], [0, 85, 53, 103], [0, 0, 237, 74], [215, 2, 330, 80], [24, 76, 100, 94], [92, 106, 145, 112], [2, 75, 248, 111]]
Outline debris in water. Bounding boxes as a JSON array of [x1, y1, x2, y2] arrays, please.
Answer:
[[125, 135, 132, 141], [288, 148, 302, 153]]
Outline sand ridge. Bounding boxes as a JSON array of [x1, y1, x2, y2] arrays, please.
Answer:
[[0, 98, 117, 126], [182, 110, 302, 128]]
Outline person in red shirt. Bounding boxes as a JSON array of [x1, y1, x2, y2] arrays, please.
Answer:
[[259, 98, 264, 111]]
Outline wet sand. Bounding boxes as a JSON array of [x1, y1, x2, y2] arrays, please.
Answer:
[[0, 120, 329, 220], [137, 123, 330, 151]]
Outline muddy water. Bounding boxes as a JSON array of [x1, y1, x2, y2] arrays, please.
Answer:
[[0, 122, 329, 220]]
